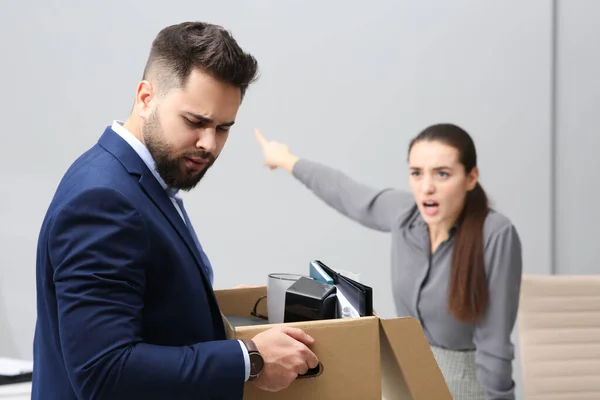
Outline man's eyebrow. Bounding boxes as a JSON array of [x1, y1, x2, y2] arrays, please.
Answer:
[[185, 112, 235, 127]]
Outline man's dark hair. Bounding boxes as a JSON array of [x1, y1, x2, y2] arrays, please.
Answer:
[[143, 21, 259, 98]]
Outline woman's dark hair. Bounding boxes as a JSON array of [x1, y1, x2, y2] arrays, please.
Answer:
[[408, 123, 489, 323]]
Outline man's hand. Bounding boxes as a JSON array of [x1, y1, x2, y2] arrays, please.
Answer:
[[250, 326, 319, 392], [254, 129, 299, 174]]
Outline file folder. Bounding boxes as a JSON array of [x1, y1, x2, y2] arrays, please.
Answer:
[[309, 261, 334, 284], [0, 372, 32, 386], [310, 260, 373, 317], [0, 357, 33, 386]]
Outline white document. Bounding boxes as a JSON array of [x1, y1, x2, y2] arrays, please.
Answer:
[[335, 287, 360, 318], [333, 268, 362, 318], [0, 358, 33, 377]]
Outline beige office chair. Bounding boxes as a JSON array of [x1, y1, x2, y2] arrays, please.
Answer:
[[518, 274, 600, 399]]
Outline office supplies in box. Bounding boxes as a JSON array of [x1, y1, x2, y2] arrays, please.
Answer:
[[283, 276, 337, 322], [310, 260, 373, 317]]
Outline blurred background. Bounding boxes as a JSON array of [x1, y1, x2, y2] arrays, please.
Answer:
[[1, 1, 599, 398]]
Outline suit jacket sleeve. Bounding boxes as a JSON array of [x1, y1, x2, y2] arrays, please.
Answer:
[[48, 186, 245, 400]]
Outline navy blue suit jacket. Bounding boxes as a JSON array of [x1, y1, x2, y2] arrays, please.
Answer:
[[32, 127, 245, 399]]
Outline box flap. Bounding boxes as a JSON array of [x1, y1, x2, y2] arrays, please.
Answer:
[[380, 317, 452, 399]]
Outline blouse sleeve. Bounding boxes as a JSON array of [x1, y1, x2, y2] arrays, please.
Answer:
[[473, 223, 523, 399], [292, 158, 415, 232]]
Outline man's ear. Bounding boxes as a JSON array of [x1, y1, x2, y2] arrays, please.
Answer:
[[134, 80, 155, 119]]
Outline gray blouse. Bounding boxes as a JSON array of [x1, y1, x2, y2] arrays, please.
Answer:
[[292, 159, 522, 400]]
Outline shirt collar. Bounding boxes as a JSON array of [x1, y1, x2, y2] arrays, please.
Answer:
[[111, 120, 179, 198], [412, 209, 460, 237]]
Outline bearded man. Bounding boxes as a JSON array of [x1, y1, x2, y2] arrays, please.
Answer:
[[32, 21, 318, 400]]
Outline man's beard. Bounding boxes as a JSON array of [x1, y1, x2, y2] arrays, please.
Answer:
[[143, 109, 216, 191]]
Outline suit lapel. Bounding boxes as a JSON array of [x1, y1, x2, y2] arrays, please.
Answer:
[[97, 127, 218, 304], [139, 173, 225, 338], [137, 172, 206, 274]]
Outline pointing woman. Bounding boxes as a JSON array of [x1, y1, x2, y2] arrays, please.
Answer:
[[254, 123, 522, 400]]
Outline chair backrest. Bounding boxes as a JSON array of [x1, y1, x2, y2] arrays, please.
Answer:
[[518, 274, 600, 399]]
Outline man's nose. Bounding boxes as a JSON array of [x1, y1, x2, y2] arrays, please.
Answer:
[[196, 128, 217, 153]]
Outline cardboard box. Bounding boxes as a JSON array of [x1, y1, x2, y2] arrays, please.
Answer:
[[215, 286, 452, 400]]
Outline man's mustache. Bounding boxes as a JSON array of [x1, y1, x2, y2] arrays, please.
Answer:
[[183, 151, 215, 163]]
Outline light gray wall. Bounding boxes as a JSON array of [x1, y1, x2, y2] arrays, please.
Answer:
[[555, 0, 600, 275], [2, 1, 596, 399]]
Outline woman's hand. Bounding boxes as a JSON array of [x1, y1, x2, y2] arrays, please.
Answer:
[[254, 129, 299, 173]]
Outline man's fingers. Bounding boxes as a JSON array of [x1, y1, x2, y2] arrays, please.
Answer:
[[281, 327, 314, 345], [305, 349, 319, 369], [254, 128, 268, 147]]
